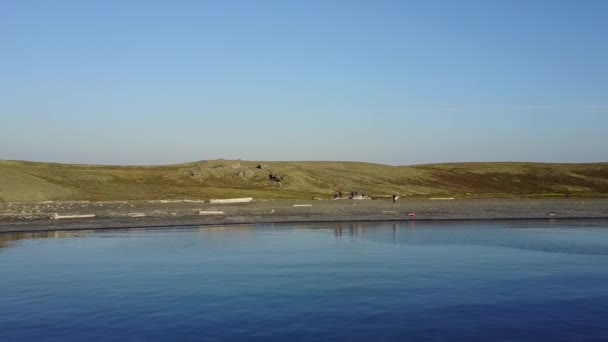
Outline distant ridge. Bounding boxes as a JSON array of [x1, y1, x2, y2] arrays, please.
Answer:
[[1, 159, 607, 202]]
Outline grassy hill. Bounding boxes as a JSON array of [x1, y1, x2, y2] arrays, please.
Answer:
[[1, 159, 607, 202]]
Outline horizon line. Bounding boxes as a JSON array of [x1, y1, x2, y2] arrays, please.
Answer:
[[2, 158, 607, 168]]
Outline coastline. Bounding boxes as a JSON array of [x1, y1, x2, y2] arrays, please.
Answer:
[[1, 198, 608, 234]]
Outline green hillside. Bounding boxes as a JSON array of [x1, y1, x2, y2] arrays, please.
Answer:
[[1, 159, 607, 202]]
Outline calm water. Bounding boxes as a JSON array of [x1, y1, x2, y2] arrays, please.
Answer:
[[2, 221, 608, 341]]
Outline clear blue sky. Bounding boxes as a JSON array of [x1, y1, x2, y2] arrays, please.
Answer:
[[1, 0, 607, 165]]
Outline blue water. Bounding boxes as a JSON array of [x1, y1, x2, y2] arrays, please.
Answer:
[[2, 221, 608, 341]]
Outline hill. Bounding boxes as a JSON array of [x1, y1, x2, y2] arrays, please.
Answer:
[[1, 159, 607, 202]]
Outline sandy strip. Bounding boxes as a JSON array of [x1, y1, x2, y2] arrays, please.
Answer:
[[1, 198, 607, 234]]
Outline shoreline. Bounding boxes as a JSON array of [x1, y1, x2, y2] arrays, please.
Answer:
[[2, 217, 608, 235], [1, 198, 608, 234]]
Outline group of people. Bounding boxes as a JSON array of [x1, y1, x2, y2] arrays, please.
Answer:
[[331, 191, 400, 202], [333, 191, 366, 200]]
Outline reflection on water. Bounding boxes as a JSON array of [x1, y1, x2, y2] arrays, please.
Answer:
[[324, 220, 608, 255], [2, 220, 607, 255], [330, 221, 417, 240], [2, 221, 608, 341], [0, 230, 95, 250], [0, 225, 261, 251]]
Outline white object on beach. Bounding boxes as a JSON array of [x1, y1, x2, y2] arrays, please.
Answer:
[[293, 204, 312, 207], [154, 199, 206, 203], [199, 210, 225, 215], [128, 213, 146, 217], [209, 197, 253, 204], [430, 197, 454, 200], [51, 213, 96, 220]]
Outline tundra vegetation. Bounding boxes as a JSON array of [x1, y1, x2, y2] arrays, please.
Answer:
[[0, 159, 607, 202]]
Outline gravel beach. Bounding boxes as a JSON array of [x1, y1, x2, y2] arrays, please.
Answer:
[[1, 198, 608, 233]]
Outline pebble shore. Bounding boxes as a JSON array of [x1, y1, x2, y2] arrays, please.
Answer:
[[1, 198, 608, 233]]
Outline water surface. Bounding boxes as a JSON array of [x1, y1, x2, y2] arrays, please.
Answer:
[[2, 221, 608, 341]]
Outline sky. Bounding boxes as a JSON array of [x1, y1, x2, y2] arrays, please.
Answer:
[[1, 0, 607, 165]]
